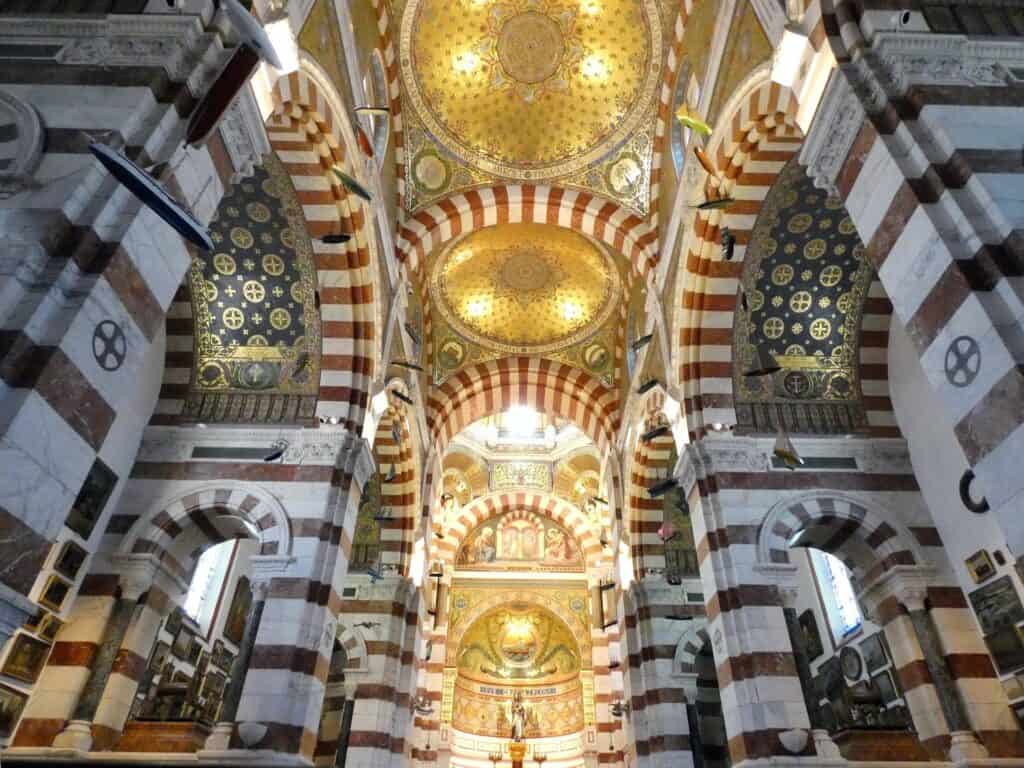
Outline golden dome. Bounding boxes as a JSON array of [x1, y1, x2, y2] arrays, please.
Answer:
[[400, 0, 662, 180], [431, 223, 619, 353]]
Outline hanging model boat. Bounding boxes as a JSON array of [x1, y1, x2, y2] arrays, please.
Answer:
[[89, 142, 214, 251], [186, 0, 285, 146]]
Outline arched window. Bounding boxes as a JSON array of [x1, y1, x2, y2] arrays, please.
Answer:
[[183, 540, 237, 634], [810, 548, 863, 644]]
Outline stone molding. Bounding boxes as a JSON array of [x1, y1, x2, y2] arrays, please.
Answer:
[[799, 71, 864, 197], [218, 85, 272, 184], [138, 424, 369, 469], [2, 13, 227, 96]]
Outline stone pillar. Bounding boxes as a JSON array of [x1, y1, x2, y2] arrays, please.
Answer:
[[51, 558, 157, 752], [861, 567, 987, 761], [202, 577, 270, 751]]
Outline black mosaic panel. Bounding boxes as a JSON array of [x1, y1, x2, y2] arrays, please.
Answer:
[[734, 158, 874, 435], [187, 156, 320, 409]]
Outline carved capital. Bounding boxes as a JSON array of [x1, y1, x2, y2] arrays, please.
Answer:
[[218, 85, 272, 184], [858, 564, 936, 620]]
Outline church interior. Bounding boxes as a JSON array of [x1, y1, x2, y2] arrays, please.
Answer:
[[2, 1, 1024, 767]]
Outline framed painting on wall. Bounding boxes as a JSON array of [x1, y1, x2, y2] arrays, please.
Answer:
[[968, 576, 1024, 635], [799, 610, 824, 661], [985, 625, 1024, 674], [171, 627, 193, 660], [0, 683, 28, 740], [223, 576, 251, 645], [966, 549, 996, 584], [38, 615, 62, 643], [38, 575, 71, 612], [860, 632, 888, 674], [53, 540, 88, 581], [1, 634, 51, 684], [65, 458, 118, 541]]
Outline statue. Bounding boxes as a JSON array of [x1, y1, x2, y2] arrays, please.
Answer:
[[509, 690, 527, 742]]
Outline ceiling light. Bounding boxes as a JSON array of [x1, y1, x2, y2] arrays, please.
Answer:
[[581, 55, 607, 79], [452, 51, 480, 74], [465, 296, 490, 318], [264, 16, 300, 75], [561, 300, 583, 321], [771, 24, 807, 88], [581, 0, 600, 15], [505, 405, 539, 437]]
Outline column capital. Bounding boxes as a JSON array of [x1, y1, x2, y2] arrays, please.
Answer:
[[858, 564, 936, 619], [753, 563, 801, 608], [107, 554, 171, 601]]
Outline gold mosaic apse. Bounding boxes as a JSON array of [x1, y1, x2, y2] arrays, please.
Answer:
[[431, 224, 619, 354], [400, 0, 662, 179]]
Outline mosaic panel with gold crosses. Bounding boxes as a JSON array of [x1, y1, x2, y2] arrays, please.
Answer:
[[184, 155, 321, 423], [733, 158, 874, 435], [427, 223, 623, 387], [397, 0, 664, 215]]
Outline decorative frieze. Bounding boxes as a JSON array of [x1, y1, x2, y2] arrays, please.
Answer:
[[798, 71, 864, 197]]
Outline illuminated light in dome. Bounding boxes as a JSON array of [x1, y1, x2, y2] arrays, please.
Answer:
[[581, 55, 608, 79], [581, 0, 600, 15], [505, 405, 539, 436], [452, 51, 480, 74], [465, 296, 491, 318], [561, 299, 583, 321]]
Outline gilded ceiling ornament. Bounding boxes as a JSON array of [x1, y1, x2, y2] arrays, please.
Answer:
[[430, 223, 619, 354], [400, 0, 661, 180]]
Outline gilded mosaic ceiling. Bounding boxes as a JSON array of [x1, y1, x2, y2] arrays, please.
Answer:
[[184, 156, 320, 423], [734, 159, 874, 434], [400, 0, 662, 213], [431, 223, 619, 355]]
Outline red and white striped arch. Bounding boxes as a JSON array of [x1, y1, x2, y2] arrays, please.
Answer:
[[396, 185, 658, 280], [427, 357, 620, 457], [269, 69, 380, 433], [433, 490, 603, 569], [675, 74, 802, 438]]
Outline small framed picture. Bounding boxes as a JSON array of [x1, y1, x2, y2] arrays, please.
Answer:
[[53, 540, 88, 581], [966, 549, 997, 584], [872, 670, 898, 704], [0, 683, 29, 740], [38, 575, 71, 612], [171, 627, 193, 660], [986, 626, 1024, 673], [187, 638, 202, 665], [1, 633, 52, 684], [22, 610, 44, 633], [860, 632, 888, 674], [38, 615, 63, 643], [164, 608, 183, 639]]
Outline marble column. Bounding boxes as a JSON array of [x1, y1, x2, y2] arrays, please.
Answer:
[[51, 566, 152, 752], [861, 568, 988, 761], [203, 578, 269, 750], [906, 605, 988, 761]]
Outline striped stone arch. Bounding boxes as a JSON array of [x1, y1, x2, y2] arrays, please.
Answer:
[[372, 398, 419, 574], [648, 0, 693, 230], [269, 67, 380, 432], [625, 391, 677, 577], [114, 484, 291, 583], [367, 0, 405, 209], [675, 70, 802, 438], [674, 621, 711, 676], [427, 357, 620, 456], [435, 490, 602, 569], [757, 492, 924, 587], [335, 619, 370, 673], [395, 185, 658, 279]]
